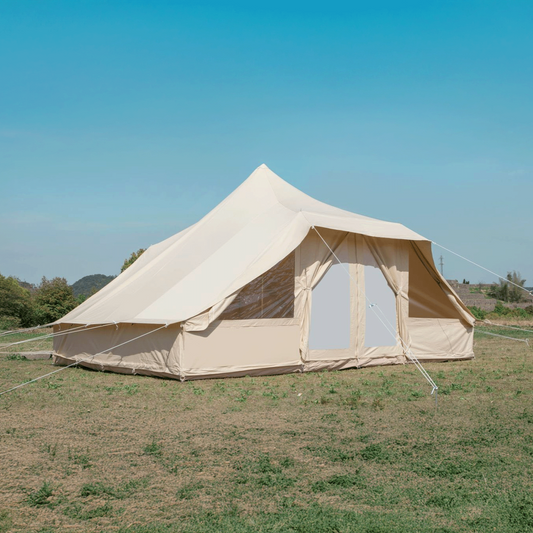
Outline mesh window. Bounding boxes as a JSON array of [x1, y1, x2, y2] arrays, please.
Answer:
[[219, 252, 295, 320]]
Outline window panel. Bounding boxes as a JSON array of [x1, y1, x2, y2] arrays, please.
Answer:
[[219, 253, 295, 320]]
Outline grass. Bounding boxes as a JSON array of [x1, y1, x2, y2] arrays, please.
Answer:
[[26, 482, 55, 508], [0, 328, 533, 531], [0, 329, 53, 356]]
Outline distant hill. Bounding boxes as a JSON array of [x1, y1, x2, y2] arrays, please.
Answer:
[[71, 274, 115, 298]]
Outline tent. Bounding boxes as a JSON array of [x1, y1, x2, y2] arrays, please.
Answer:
[[53, 164, 475, 380]]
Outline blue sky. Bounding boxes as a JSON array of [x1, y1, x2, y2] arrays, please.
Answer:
[[1, 1, 532, 286]]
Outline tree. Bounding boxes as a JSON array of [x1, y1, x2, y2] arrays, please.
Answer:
[[34, 277, 78, 323], [507, 271, 527, 303], [0, 273, 35, 329], [121, 249, 146, 273], [487, 271, 526, 303]]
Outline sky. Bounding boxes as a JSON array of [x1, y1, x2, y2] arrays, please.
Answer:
[[1, 0, 532, 286]]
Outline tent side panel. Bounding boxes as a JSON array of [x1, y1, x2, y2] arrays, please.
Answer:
[[408, 246, 459, 319], [408, 243, 474, 324], [52, 323, 182, 376], [53, 355, 185, 380], [406, 318, 474, 360], [182, 321, 301, 378]]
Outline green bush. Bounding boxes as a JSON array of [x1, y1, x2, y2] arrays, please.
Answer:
[[0, 315, 21, 330], [468, 306, 487, 320], [6, 354, 27, 361], [487, 303, 530, 320]]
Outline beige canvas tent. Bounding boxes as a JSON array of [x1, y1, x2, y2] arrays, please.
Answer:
[[53, 164, 475, 380]]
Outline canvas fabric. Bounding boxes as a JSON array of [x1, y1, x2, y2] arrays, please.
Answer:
[[57, 164, 427, 327], [53, 164, 474, 379], [54, 228, 474, 379], [53, 323, 182, 375]]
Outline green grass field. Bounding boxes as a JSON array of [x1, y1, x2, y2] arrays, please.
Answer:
[[0, 329, 54, 356], [0, 329, 532, 532]]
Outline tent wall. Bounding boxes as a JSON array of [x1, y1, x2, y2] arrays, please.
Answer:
[[181, 252, 302, 378], [408, 245, 461, 319], [177, 229, 473, 379], [53, 323, 182, 378], [409, 241, 475, 325], [182, 319, 301, 379], [407, 318, 474, 361], [53, 230, 473, 380]]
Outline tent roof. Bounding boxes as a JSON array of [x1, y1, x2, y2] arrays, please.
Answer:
[[59, 164, 427, 326]]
